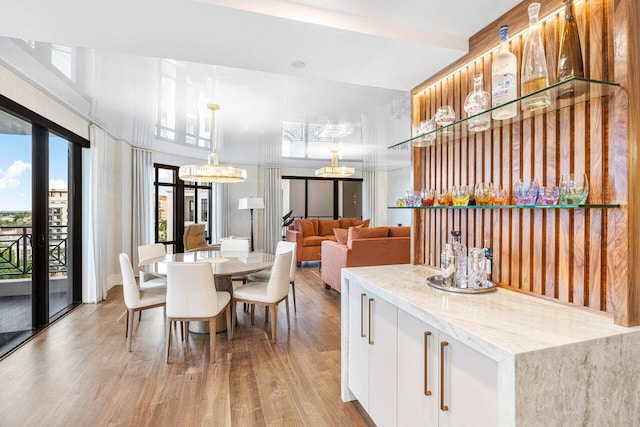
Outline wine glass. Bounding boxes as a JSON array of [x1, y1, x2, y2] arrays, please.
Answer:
[[560, 173, 589, 204]]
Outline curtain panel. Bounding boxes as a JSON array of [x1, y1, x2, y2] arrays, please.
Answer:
[[84, 125, 109, 303], [131, 148, 153, 269], [263, 167, 282, 254]]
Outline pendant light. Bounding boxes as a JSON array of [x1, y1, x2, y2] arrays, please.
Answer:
[[178, 104, 247, 183], [315, 149, 355, 178]]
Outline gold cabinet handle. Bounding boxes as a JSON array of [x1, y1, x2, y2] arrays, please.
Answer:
[[424, 331, 432, 396], [440, 341, 449, 411], [368, 298, 374, 345], [360, 293, 367, 338]]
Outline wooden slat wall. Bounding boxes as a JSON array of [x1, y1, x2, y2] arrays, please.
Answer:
[[411, 0, 636, 323]]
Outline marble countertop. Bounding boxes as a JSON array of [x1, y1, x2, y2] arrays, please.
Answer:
[[342, 264, 640, 361]]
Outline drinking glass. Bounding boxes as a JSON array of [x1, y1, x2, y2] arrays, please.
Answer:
[[538, 185, 560, 205], [513, 179, 540, 205], [492, 186, 508, 205], [452, 185, 470, 206], [475, 182, 493, 206], [421, 189, 435, 206], [434, 106, 456, 127], [560, 173, 589, 204], [395, 196, 406, 207]]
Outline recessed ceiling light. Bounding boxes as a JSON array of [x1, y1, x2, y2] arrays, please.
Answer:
[[291, 60, 306, 69]]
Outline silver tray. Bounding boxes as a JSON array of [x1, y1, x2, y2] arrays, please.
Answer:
[[426, 275, 497, 294]]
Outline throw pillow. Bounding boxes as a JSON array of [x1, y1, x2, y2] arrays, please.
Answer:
[[318, 219, 340, 236], [339, 218, 355, 228], [334, 228, 348, 245], [353, 218, 370, 228], [297, 219, 316, 236], [347, 226, 389, 247]]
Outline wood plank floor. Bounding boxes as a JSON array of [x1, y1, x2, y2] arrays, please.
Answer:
[[0, 265, 366, 427]]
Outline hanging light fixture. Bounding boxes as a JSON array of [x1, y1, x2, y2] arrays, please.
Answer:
[[178, 104, 247, 183], [315, 149, 355, 178]]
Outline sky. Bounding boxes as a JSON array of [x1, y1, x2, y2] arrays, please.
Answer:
[[0, 133, 69, 212]]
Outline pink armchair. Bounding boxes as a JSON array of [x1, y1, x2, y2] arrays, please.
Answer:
[[321, 226, 411, 292]]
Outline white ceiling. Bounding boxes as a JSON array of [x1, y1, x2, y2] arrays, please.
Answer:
[[0, 0, 522, 169]]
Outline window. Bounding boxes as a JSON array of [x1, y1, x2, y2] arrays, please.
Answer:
[[282, 176, 362, 221], [154, 164, 213, 253]]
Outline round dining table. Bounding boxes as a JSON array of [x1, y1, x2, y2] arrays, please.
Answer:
[[142, 250, 275, 333]]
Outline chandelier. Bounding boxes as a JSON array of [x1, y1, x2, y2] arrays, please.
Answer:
[[315, 149, 355, 178], [178, 104, 247, 183]]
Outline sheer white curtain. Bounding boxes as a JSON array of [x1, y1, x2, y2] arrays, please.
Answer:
[[84, 125, 108, 303], [263, 167, 282, 254], [361, 114, 378, 226], [131, 148, 153, 269]]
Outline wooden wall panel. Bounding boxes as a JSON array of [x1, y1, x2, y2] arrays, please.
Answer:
[[410, 0, 636, 322]]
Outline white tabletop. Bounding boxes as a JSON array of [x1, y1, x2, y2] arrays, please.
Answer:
[[141, 250, 274, 278]]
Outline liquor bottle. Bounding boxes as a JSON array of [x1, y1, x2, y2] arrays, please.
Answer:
[[557, 0, 584, 98], [521, 3, 551, 111], [491, 25, 518, 120], [464, 73, 491, 132]]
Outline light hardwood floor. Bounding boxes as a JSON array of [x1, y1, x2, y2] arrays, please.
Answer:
[[0, 265, 366, 426]]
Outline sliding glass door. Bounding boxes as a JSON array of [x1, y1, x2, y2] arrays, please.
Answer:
[[0, 100, 85, 358], [0, 110, 33, 352]]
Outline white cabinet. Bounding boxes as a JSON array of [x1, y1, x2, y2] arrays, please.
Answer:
[[397, 309, 498, 427], [397, 309, 439, 426], [347, 282, 398, 427]]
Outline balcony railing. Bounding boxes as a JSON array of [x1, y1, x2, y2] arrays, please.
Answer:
[[0, 226, 68, 277]]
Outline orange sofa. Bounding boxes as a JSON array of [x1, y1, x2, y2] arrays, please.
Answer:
[[321, 226, 411, 292], [285, 217, 367, 265]]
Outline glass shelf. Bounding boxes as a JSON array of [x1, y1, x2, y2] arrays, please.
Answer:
[[389, 77, 620, 150], [388, 203, 620, 210]]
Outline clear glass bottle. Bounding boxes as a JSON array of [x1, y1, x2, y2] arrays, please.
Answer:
[[451, 230, 468, 287], [557, 0, 584, 99], [464, 73, 491, 132], [521, 3, 551, 111], [491, 25, 518, 120]]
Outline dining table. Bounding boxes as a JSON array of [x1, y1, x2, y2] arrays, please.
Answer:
[[142, 250, 275, 333]]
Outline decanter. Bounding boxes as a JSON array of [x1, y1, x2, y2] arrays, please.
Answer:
[[557, 0, 584, 98], [521, 3, 551, 112], [464, 73, 491, 132], [491, 25, 518, 120]]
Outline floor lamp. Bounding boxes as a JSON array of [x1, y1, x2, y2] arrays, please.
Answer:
[[238, 197, 264, 252]]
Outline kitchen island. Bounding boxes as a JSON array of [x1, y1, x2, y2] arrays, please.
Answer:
[[340, 264, 640, 426]]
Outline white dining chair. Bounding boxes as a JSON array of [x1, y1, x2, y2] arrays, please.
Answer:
[[232, 250, 293, 343], [220, 238, 250, 252], [165, 262, 232, 363], [119, 253, 166, 352], [247, 241, 298, 312], [221, 238, 250, 286], [137, 243, 167, 288]]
